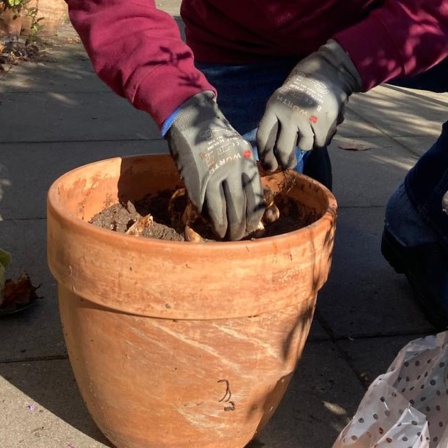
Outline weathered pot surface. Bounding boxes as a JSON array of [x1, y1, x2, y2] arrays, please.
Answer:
[[21, 0, 68, 36], [0, 5, 22, 40], [47, 154, 337, 448]]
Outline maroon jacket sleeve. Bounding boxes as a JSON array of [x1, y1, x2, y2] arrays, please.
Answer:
[[66, 0, 216, 129], [333, 0, 448, 91]]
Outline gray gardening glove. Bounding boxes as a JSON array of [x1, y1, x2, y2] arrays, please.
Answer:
[[165, 91, 265, 241], [257, 39, 363, 171]]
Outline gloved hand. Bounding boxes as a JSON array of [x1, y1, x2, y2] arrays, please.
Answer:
[[165, 91, 265, 241], [257, 39, 363, 171]]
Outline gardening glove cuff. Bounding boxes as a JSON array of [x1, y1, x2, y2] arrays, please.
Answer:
[[257, 39, 362, 171], [165, 91, 265, 240]]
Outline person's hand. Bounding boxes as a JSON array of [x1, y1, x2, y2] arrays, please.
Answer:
[[257, 39, 362, 172], [165, 91, 265, 241]]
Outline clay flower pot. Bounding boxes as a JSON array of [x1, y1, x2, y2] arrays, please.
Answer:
[[0, 4, 23, 41], [21, 0, 68, 36], [47, 155, 337, 448]]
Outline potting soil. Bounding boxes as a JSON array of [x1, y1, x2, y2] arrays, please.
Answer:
[[89, 187, 312, 242]]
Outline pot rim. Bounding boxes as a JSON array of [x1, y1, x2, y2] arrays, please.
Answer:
[[47, 155, 338, 251], [48, 156, 337, 248]]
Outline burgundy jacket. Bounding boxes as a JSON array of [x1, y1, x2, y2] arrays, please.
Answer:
[[66, 0, 448, 128]]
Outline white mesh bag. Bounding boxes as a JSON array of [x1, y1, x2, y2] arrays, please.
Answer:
[[333, 331, 448, 448]]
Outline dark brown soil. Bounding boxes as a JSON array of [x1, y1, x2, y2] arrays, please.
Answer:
[[91, 190, 186, 242], [89, 187, 314, 242]]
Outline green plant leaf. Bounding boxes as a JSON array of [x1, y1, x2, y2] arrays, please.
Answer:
[[0, 249, 11, 269], [4, 0, 26, 12]]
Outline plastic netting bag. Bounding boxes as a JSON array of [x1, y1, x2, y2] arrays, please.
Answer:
[[333, 331, 448, 448]]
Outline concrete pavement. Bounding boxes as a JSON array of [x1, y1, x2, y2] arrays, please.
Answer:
[[1, 9, 448, 448]]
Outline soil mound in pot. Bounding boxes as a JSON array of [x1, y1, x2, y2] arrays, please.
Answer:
[[89, 176, 318, 242]]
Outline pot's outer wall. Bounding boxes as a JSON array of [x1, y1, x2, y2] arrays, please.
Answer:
[[47, 155, 338, 448], [59, 286, 315, 448], [47, 155, 337, 320]]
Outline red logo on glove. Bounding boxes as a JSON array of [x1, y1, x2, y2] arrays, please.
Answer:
[[243, 149, 252, 159], [309, 115, 318, 124]]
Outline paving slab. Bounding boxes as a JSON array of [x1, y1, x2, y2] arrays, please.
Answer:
[[347, 84, 448, 140], [0, 91, 158, 143], [329, 135, 417, 208], [1, 56, 107, 93], [308, 318, 330, 341], [0, 219, 64, 362], [394, 135, 442, 158], [0, 140, 169, 220], [336, 334, 428, 387], [0, 24, 160, 143], [316, 206, 435, 338], [0, 359, 111, 448], [0, 40, 104, 94], [337, 107, 386, 139], [252, 341, 366, 448]]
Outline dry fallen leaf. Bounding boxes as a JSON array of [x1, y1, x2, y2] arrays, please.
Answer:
[[0, 272, 41, 315], [338, 141, 373, 151]]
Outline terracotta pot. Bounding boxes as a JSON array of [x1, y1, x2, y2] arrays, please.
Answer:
[[21, 0, 68, 36], [0, 5, 23, 41], [47, 155, 337, 448]]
